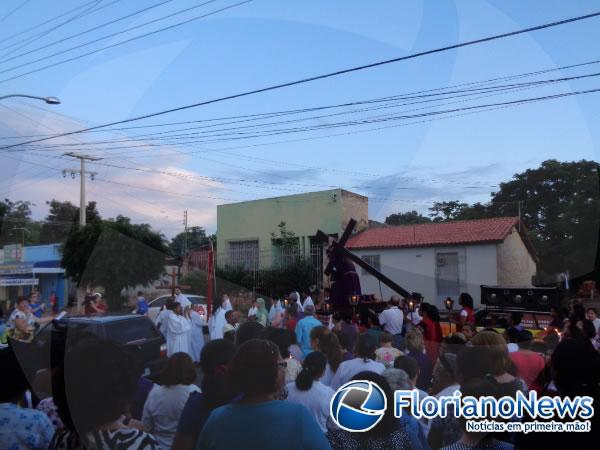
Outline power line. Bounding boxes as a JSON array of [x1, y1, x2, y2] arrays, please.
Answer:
[[0, 0, 99, 45], [0, 0, 198, 68], [4, 56, 600, 142], [15, 82, 600, 155], [0, 1, 117, 60], [8, 81, 600, 194], [0, 0, 31, 24], [0, 0, 176, 65], [3, 9, 600, 151], [0, 0, 253, 85]]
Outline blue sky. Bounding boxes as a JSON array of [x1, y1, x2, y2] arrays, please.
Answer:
[[0, 0, 599, 237]]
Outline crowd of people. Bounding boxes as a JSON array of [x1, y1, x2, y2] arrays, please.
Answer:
[[1, 288, 600, 449]]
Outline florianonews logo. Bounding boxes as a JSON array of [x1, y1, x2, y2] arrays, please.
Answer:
[[330, 380, 387, 432]]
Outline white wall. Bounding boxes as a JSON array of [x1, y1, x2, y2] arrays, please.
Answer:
[[464, 244, 498, 306], [496, 228, 536, 287], [353, 247, 437, 305], [352, 244, 498, 308]]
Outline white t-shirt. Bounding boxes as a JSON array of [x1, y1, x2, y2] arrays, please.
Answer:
[[330, 357, 385, 391], [286, 381, 334, 432], [141, 384, 199, 450], [8, 309, 35, 329], [378, 306, 404, 335]]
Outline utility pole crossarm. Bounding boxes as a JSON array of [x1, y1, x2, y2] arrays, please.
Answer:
[[62, 152, 102, 226]]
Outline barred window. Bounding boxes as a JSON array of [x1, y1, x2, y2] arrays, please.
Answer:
[[361, 255, 381, 274], [228, 240, 259, 269]]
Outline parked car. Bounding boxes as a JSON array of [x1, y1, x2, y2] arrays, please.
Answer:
[[15, 314, 166, 381], [145, 294, 207, 322]]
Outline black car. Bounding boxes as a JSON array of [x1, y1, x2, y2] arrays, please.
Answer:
[[14, 314, 166, 381]]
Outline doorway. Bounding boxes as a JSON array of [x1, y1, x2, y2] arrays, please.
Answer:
[[436, 252, 460, 304]]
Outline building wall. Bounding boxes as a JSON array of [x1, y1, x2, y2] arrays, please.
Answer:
[[23, 244, 62, 261], [352, 247, 437, 305], [464, 244, 498, 304], [341, 190, 369, 234], [216, 189, 367, 268], [496, 228, 537, 287], [351, 243, 498, 308]]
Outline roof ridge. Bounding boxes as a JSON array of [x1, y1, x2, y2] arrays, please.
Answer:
[[380, 216, 518, 230]]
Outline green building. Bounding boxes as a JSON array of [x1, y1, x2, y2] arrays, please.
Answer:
[[216, 189, 368, 284]]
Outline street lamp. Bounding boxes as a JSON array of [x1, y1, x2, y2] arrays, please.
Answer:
[[0, 94, 61, 104]]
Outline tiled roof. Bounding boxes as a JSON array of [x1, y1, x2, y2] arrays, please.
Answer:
[[347, 217, 521, 249]]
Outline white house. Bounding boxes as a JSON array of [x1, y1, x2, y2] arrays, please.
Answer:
[[346, 217, 537, 308]]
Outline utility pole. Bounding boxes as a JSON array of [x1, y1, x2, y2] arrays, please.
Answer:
[[183, 210, 188, 257], [11, 227, 29, 247], [62, 152, 102, 226]]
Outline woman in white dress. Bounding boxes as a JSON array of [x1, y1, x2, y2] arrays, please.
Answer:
[[142, 353, 199, 450]]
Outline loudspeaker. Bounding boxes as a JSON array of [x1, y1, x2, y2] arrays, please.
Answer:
[[481, 285, 560, 312]]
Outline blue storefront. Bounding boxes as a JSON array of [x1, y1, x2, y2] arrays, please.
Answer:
[[0, 244, 68, 310]]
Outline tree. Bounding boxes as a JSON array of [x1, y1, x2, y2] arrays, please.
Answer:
[[486, 160, 600, 282], [62, 217, 168, 310], [0, 199, 33, 245], [428, 200, 470, 221], [385, 210, 431, 225], [39, 200, 101, 244], [270, 221, 298, 247], [169, 226, 209, 258], [420, 160, 600, 284]]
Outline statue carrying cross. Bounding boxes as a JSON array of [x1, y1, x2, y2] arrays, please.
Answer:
[[316, 218, 411, 306]]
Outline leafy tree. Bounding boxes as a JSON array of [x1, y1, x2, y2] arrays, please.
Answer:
[[418, 160, 600, 283], [62, 217, 168, 310], [0, 199, 33, 245], [428, 200, 470, 221], [385, 210, 431, 225], [486, 160, 600, 281], [262, 258, 314, 297], [39, 200, 101, 244], [270, 221, 298, 247], [169, 226, 209, 258], [216, 258, 314, 298]]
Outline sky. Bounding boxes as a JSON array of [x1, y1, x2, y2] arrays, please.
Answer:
[[0, 0, 599, 238]]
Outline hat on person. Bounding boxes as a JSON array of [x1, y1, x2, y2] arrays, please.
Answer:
[[304, 304, 315, 314]]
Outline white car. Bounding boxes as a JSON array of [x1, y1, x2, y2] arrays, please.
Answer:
[[143, 294, 207, 322]]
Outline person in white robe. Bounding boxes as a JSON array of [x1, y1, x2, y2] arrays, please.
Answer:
[[155, 300, 175, 337], [290, 291, 303, 313], [174, 287, 192, 316], [302, 292, 315, 310], [209, 295, 233, 340], [165, 303, 192, 357], [268, 299, 285, 328], [247, 301, 258, 318], [189, 309, 205, 363]]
